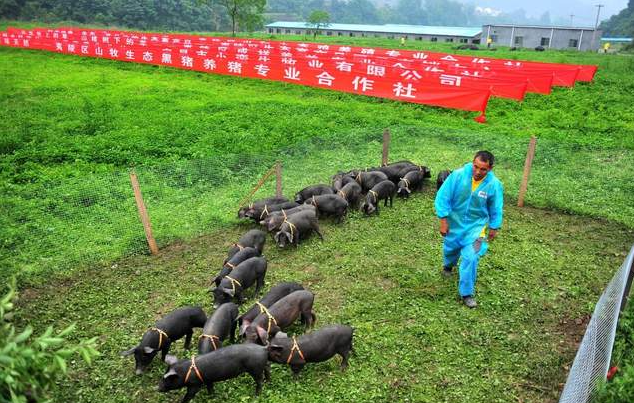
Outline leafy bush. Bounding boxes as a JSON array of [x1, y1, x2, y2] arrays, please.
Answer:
[[593, 298, 634, 403], [0, 278, 99, 403]]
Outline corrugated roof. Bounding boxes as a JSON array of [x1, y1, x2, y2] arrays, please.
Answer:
[[483, 24, 597, 31], [266, 21, 482, 37]]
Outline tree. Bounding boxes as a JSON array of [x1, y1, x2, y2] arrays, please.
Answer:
[[196, 0, 264, 35], [307, 10, 330, 39], [218, 0, 266, 35]]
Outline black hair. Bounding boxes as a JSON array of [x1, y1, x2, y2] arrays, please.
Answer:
[[474, 150, 495, 167]]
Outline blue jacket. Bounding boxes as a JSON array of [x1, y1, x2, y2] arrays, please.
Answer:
[[434, 162, 504, 245]]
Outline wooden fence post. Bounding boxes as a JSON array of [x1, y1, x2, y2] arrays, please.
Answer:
[[129, 171, 159, 255], [382, 128, 391, 166], [275, 161, 282, 197], [517, 136, 537, 207], [238, 165, 277, 208]]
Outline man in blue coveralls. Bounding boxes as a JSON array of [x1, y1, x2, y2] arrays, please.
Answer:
[[434, 151, 504, 308]]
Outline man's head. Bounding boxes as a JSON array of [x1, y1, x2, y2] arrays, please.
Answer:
[[472, 151, 494, 181]]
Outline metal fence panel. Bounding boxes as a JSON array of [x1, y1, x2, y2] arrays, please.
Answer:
[[559, 245, 634, 403]]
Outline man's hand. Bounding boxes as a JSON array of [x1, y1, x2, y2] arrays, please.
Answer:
[[488, 229, 498, 241], [440, 218, 449, 237]]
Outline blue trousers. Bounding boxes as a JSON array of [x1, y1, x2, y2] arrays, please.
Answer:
[[443, 237, 488, 297]]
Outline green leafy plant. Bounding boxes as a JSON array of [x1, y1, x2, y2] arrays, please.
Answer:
[[593, 300, 634, 403], [0, 278, 99, 403]]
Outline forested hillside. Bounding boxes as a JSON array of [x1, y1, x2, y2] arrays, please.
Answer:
[[0, 0, 567, 33], [600, 0, 634, 37]]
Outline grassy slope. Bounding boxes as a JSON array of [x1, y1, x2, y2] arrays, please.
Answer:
[[1, 42, 634, 281], [2, 22, 634, 403], [16, 192, 632, 403]]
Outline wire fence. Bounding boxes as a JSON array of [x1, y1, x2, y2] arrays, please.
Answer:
[[1, 125, 633, 285], [558, 244, 634, 403]]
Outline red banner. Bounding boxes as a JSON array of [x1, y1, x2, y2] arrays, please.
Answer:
[[1, 27, 598, 122]]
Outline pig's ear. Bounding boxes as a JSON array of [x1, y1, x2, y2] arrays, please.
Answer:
[[120, 347, 137, 356], [143, 346, 156, 354], [256, 326, 269, 345], [222, 287, 235, 297], [163, 368, 178, 379], [273, 232, 281, 243], [406, 188, 412, 194], [285, 232, 292, 244], [164, 354, 178, 366], [239, 323, 248, 337]]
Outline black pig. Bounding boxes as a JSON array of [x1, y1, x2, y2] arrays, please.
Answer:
[[294, 184, 334, 203], [336, 181, 362, 208], [158, 344, 270, 401], [245, 201, 299, 221], [273, 210, 323, 248], [121, 306, 207, 375], [260, 204, 317, 233], [225, 229, 266, 263], [198, 303, 238, 354], [244, 290, 316, 345], [437, 170, 452, 190], [354, 171, 389, 192], [396, 170, 427, 198], [304, 194, 349, 223], [212, 257, 267, 307], [267, 325, 354, 376], [238, 282, 305, 338], [398, 165, 431, 179], [214, 247, 261, 286], [238, 197, 288, 218], [361, 180, 396, 216]]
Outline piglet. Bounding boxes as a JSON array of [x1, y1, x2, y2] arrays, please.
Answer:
[[398, 165, 431, 179], [354, 170, 389, 192], [437, 170, 452, 190], [198, 303, 238, 355], [294, 184, 334, 203], [244, 290, 316, 345], [361, 180, 396, 216], [396, 170, 427, 198], [304, 194, 349, 223], [214, 246, 261, 286], [238, 282, 305, 338], [158, 344, 270, 402], [245, 201, 299, 221], [274, 210, 323, 248], [121, 306, 207, 375], [225, 229, 266, 263], [267, 325, 354, 377], [212, 257, 267, 308], [336, 181, 362, 208], [238, 197, 288, 218], [260, 204, 317, 233]]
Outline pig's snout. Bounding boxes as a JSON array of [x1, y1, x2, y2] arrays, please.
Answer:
[[135, 368, 145, 375]]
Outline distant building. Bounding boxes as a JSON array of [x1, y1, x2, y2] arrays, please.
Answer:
[[266, 21, 603, 52], [482, 24, 602, 51], [265, 22, 482, 44]]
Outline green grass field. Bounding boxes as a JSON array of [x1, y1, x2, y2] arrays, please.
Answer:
[[2, 21, 634, 403]]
